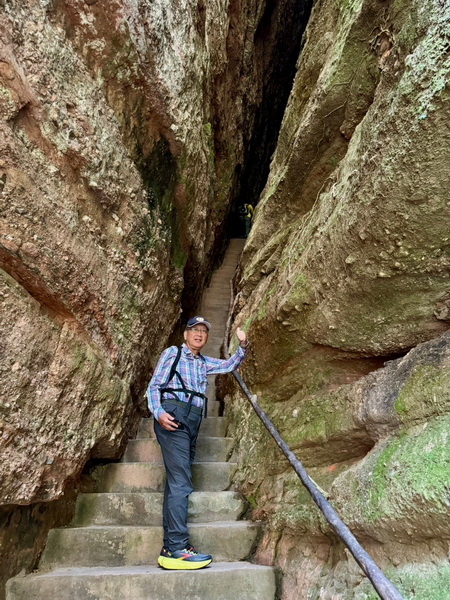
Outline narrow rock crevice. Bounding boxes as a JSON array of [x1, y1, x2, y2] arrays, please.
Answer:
[[173, 0, 315, 325], [226, 0, 314, 236], [236, 1, 313, 203]]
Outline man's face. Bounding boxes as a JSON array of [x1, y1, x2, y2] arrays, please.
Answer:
[[184, 325, 209, 352]]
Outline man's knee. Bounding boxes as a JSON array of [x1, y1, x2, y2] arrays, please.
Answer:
[[166, 477, 193, 497]]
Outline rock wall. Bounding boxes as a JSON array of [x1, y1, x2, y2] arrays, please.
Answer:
[[0, 0, 182, 585], [0, 0, 311, 593], [228, 0, 450, 598], [2, 0, 449, 597]]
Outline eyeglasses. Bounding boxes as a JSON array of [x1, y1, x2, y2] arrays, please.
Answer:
[[189, 327, 208, 334]]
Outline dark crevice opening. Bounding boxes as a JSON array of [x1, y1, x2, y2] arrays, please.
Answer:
[[176, 0, 315, 331], [227, 0, 314, 239], [171, 0, 315, 334]]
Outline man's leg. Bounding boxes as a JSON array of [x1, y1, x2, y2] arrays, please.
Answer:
[[154, 419, 192, 551], [154, 407, 212, 569], [189, 415, 201, 466]]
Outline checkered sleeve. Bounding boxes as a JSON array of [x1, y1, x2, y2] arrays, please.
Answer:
[[204, 345, 247, 375], [146, 346, 178, 420]]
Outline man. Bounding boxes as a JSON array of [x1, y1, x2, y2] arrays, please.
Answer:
[[147, 316, 249, 570], [237, 203, 254, 237]]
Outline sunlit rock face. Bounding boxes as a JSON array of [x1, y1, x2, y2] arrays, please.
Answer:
[[0, 0, 310, 592], [229, 0, 450, 597]]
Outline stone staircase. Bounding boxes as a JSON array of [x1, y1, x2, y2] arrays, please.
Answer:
[[6, 418, 276, 599], [6, 238, 276, 600], [201, 238, 246, 416]]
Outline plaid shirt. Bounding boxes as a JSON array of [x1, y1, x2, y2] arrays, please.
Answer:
[[147, 343, 247, 420]]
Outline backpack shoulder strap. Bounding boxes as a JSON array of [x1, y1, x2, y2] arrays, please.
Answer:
[[164, 345, 182, 387]]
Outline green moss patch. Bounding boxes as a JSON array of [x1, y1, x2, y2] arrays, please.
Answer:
[[394, 363, 450, 422], [355, 562, 450, 600], [351, 414, 450, 523]]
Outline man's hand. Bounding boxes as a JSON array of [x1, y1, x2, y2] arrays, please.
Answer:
[[158, 411, 179, 431], [236, 327, 248, 347]]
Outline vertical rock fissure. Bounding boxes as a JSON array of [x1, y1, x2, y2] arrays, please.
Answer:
[[176, 0, 315, 323], [227, 0, 314, 236]]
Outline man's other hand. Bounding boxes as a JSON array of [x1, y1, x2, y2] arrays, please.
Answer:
[[236, 327, 248, 346], [158, 411, 179, 431]]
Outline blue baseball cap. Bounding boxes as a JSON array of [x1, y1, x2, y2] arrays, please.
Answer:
[[186, 316, 211, 330]]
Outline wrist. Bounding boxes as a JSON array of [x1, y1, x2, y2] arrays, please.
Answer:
[[154, 407, 165, 421], [239, 340, 249, 349]]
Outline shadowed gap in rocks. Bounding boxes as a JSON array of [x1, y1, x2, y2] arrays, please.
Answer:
[[227, 0, 314, 239]]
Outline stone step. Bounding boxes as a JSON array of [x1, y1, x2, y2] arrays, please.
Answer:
[[208, 268, 235, 277], [211, 264, 236, 271], [40, 521, 261, 569], [203, 283, 232, 292], [137, 417, 226, 439], [205, 333, 226, 341], [201, 302, 229, 311], [201, 316, 228, 326], [203, 279, 232, 288], [72, 491, 246, 527], [206, 278, 232, 284], [201, 310, 227, 319], [203, 313, 227, 321], [215, 257, 240, 265], [206, 399, 221, 418], [7, 563, 276, 600], [204, 292, 229, 299], [121, 437, 233, 463], [93, 462, 237, 493]]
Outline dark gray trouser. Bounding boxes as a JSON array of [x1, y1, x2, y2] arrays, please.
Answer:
[[154, 401, 202, 551]]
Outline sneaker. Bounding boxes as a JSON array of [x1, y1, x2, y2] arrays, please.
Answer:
[[158, 546, 213, 570]]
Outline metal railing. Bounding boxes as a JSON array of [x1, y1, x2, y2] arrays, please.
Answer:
[[224, 289, 405, 600]]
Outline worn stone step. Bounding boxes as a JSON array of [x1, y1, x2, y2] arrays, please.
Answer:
[[203, 284, 232, 293], [204, 317, 227, 324], [137, 417, 226, 439], [7, 563, 276, 600], [201, 312, 228, 320], [211, 265, 236, 273], [201, 303, 229, 312], [202, 294, 230, 301], [40, 521, 260, 569], [203, 278, 232, 287], [72, 491, 246, 527], [206, 334, 227, 342], [206, 399, 221, 418], [201, 315, 227, 322], [203, 296, 230, 303], [207, 269, 234, 277], [201, 315, 228, 325], [207, 277, 234, 285], [204, 339, 227, 350], [93, 462, 237, 493], [121, 437, 233, 463]]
